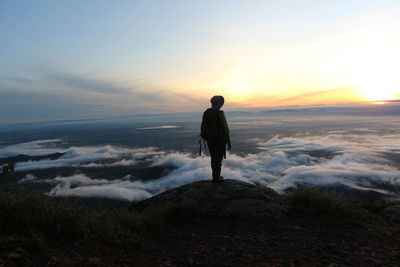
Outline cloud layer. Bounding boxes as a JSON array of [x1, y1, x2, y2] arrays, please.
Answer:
[[3, 134, 400, 201], [0, 140, 63, 157], [13, 143, 163, 171]]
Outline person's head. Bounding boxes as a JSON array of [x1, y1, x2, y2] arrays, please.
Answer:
[[210, 95, 225, 110]]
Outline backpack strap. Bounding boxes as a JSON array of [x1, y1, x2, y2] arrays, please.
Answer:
[[198, 138, 202, 156], [223, 145, 226, 159], [199, 137, 207, 156]]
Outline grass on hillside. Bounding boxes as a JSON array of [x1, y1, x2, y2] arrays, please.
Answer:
[[289, 187, 396, 226], [0, 186, 192, 247], [1, 182, 397, 249]]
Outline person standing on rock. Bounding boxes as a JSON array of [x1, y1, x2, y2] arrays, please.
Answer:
[[201, 95, 231, 182]]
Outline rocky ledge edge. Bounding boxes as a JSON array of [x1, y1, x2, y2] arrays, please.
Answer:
[[130, 179, 288, 219]]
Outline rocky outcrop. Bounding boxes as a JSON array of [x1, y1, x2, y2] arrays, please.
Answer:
[[130, 179, 287, 219]]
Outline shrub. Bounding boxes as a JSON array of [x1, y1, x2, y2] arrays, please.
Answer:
[[289, 187, 371, 225], [363, 199, 395, 214], [0, 163, 15, 178]]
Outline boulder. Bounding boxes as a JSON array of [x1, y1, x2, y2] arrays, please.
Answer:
[[130, 179, 287, 219]]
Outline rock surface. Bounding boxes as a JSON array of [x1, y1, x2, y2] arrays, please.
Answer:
[[130, 179, 287, 219]]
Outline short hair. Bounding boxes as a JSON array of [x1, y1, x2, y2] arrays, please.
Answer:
[[210, 95, 224, 107]]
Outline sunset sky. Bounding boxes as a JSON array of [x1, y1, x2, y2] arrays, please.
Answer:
[[1, 0, 399, 121]]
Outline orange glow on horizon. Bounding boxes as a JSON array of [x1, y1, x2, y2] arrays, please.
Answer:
[[220, 87, 365, 108]]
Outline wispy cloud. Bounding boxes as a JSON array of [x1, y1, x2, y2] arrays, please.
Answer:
[[277, 88, 355, 104], [0, 71, 204, 120], [45, 73, 131, 95], [237, 88, 361, 108]]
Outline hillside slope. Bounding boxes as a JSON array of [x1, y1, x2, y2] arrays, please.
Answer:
[[1, 179, 400, 266]]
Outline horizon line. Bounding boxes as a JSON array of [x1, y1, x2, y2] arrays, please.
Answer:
[[2, 102, 400, 125]]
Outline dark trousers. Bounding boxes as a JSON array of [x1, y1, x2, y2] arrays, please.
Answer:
[[207, 140, 225, 180]]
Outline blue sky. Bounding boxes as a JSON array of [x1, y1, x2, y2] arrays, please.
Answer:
[[1, 0, 399, 121]]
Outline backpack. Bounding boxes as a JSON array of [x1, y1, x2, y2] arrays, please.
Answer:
[[200, 108, 221, 141]]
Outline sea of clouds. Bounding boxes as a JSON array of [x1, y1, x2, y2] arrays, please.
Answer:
[[1, 134, 400, 202]]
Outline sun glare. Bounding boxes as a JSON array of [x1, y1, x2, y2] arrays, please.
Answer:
[[355, 68, 398, 102], [358, 85, 398, 102], [360, 87, 396, 101]]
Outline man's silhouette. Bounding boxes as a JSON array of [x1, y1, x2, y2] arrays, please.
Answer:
[[201, 95, 231, 182]]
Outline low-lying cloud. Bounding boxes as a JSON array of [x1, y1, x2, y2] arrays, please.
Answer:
[[137, 125, 181, 130], [0, 139, 63, 157], [5, 134, 400, 201], [12, 144, 163, 171], [47, 174, 153, 201]]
